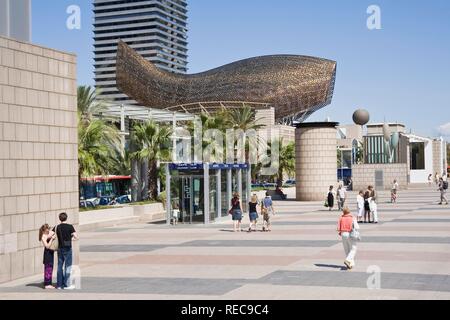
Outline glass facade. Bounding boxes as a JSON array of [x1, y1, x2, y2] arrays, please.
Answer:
[[364, 135, 399, 164], [166, 164, 250, 224], [93, 0, 188, 104], [221, 172, 229, 217]]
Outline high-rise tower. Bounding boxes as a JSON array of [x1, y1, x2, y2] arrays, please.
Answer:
[[93, 0, 188, 104]]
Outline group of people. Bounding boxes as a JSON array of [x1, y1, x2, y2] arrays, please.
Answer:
[[326, 184, 348, 211], [356, 185, 379, 223], [429, 172, 449, 205], [229, 192, 275, 232], [39, 212, 78, 289]]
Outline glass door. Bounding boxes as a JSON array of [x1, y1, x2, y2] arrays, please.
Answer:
[[209, 174, 217, 222], [221, 171, 229, 217], [181, 177, 192, 224], [191, 177, 204, 223]]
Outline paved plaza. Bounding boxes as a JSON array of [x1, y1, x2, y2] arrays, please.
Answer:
[[0, 185, 449, 300]]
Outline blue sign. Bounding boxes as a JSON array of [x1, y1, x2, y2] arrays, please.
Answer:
[[169, 163, 249, 170], [169, 163, 203, 170]]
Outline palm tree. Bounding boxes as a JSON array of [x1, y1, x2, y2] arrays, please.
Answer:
[[77, 85, 122, 180], [225, 105, 265, 132], [259, 139, 295, 186], [78, 115, 121, 178], [130, 121, 172, 200], [77, 85, 107, 123], [277, 140, 295, 186]]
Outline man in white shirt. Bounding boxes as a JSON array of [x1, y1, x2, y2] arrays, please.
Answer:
[[337, 185, 347, 211]]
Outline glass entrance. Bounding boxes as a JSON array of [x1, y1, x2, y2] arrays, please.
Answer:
[[209, 173, 217, 222], [171, 176, 205, 224], [167, 163, 250, 224]]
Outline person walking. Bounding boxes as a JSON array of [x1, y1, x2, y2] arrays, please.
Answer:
[[356, 190, 365, 223], [438, 178, 449, 205], [230, 192, 243, 232], [428, 174, 433, 186], [327, 186, 335, 211], [54, 212, 78, 290], [39, 224, 56, 289], [262, 192, 275, 231], [391, 179, 399, 203], [337, 185, 347, 211], [435, 172, 440, 186], [368, 185, 378, 223], [337, 208, 360, 270], [248, 194, 259, 232]]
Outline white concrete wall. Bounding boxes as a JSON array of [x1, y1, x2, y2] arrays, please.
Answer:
[[410, 138, 433, 183]]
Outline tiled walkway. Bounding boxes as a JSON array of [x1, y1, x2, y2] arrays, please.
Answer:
[[1, 185, 449, 300]]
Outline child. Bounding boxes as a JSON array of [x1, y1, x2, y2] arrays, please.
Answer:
[[391, 180, 399, 203], [261, 207, 271, 232], [39, 224, 56, 289], [356, 190, 365, 223]]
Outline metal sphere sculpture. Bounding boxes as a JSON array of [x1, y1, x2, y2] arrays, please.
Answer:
[[352, 109, 370, 126]]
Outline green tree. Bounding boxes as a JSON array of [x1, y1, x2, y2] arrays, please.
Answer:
[[78, 116, 121, 177], [77, 86, 122, 178], [225, 105, 265, 132], [130, 121, 172, 200], [258, 139, 295, 185], [275, 140, 295, 186], [77, 85, 107, 123]]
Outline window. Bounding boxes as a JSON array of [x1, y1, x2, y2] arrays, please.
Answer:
[[410, 142, 425, 170]]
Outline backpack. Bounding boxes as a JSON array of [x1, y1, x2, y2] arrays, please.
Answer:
[[443, 181, 448, 190], [49, 225, 59, 251]]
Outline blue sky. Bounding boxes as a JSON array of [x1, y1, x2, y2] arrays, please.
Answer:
[[31, 0, 450, 139]]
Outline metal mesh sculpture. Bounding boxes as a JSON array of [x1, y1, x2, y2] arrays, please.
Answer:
[[116, 41, 337, 123]]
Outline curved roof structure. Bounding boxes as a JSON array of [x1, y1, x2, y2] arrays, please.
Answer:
[[116, 41, 336, 123]]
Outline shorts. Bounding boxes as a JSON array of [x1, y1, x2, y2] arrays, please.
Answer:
[[263, 214, 270, 222], [232, 210, 242, 221], [249, 212, 258, 221]]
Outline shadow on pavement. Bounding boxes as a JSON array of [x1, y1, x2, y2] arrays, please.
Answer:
[[315, 263, 347, 271], [25, 283, 44, 289]]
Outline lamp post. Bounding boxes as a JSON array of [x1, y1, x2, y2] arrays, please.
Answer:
[[353, 109, 370, 164]]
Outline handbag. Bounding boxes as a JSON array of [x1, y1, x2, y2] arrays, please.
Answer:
[[49, 225, 59, 251], [349, 220, 361, 241], [324, 200, 329, 207]]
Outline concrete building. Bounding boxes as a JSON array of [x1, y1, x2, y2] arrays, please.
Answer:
[[0, 0, 32, 42], [93, 0, 189, 105], [0, 36, 79, 283], [351, 122, 448, 190], [256, 107, 295, 144]]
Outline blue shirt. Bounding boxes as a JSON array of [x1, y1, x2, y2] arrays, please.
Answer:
[[263, 197, 273, 208]]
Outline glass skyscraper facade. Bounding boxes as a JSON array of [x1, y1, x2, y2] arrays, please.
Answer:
[[93, 0, 188, 104], [0, 0, 32, 42]]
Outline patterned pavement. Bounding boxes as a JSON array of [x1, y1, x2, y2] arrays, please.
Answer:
[[0, 185, 449, 300]]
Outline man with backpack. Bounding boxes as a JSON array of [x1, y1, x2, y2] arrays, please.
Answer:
[[438, 178, 448, 205]]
